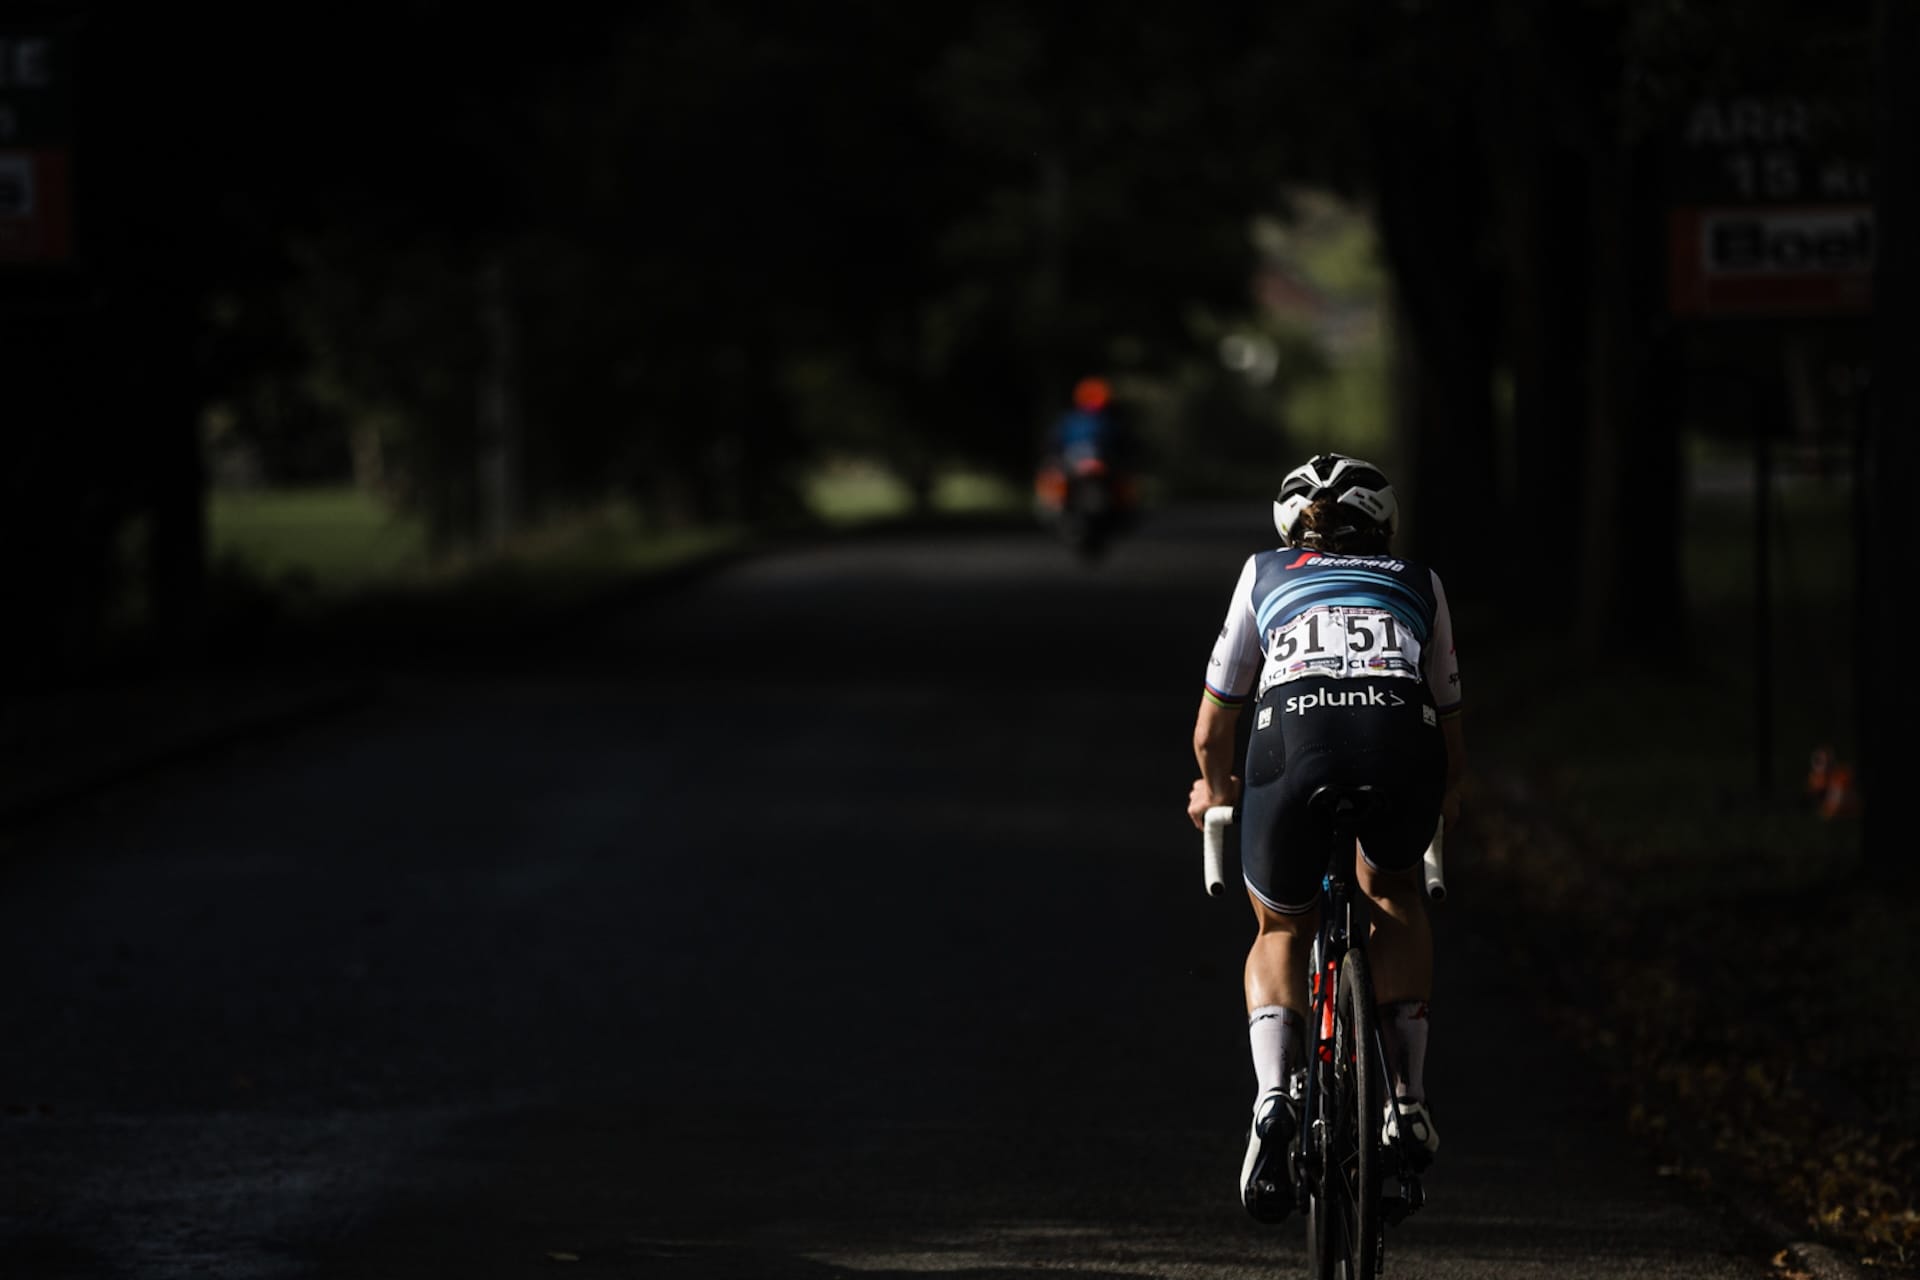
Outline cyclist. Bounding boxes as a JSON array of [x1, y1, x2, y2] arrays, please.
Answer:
[[1184, 452, 1465, 1224]]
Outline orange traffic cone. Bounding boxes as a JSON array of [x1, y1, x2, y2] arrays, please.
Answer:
[[1807, 745, 1860, 819], [1806, 746, 1833, 803], [1820, 762, 1860, 819]]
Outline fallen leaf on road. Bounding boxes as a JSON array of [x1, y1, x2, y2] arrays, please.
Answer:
[[1768, 1248, 1811, 1280]]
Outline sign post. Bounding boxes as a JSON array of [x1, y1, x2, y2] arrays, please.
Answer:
[[1664, 89, 1874, 797]]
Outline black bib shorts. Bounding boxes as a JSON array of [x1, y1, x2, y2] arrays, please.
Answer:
[[1238, 676, 1446, 914]]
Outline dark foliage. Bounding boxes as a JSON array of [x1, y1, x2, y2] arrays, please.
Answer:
[[0, 0, 1891, 675]]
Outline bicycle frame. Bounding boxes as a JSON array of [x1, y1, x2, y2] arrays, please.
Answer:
[[1296, 835, 1427, 1238], [1196, 799, 1436, 1271], [1294, 857, 1357, 1208]]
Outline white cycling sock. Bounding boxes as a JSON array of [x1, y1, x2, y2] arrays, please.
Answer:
[[1248, 1005, 1303, 1100], [1379, 999, 1430, 1102]]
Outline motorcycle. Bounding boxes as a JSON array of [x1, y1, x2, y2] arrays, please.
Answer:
[[1035, 447, 1135, 562]]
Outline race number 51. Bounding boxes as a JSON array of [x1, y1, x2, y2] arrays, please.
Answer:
[[1271, 607, 1404, 661]]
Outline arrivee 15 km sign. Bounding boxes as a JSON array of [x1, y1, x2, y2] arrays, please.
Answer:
[[1666, 94, 1873, 318], [0, 30, 73, 267]]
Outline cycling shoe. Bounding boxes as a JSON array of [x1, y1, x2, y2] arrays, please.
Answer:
[[1240, 1086, 1298, 1222], [1382, 1096, 1439, 1171]]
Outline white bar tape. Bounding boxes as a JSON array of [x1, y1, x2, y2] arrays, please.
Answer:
[[1203, 805, 1234, 898], [1423, 818, 1446, 903]]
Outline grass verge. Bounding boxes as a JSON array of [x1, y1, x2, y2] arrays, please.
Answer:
[[203, 467, 1029, 664], [209, 486, 430, 594]]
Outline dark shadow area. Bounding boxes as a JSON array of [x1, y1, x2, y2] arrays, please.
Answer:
[[2, 2, 1914, 1276]]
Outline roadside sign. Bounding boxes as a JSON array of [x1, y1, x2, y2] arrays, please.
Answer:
[[1664, 92, 1874, 317], [1668, 204, 1873, 316], [0, 30, 73, 266]]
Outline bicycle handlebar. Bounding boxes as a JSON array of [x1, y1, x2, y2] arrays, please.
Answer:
[[1202, 806, 1235, 897], [1199, 807, 1449, 903], [1423, 818, 1447, 903]]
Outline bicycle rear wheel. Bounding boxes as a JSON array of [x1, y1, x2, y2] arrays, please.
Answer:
[[1307, 947, 1383, 1279]]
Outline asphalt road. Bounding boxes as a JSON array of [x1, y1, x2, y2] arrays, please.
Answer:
[[2, 506, 1777, 1278]]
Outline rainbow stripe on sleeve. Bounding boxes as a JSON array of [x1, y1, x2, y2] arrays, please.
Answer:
[[1204, 682, 1249, 709]]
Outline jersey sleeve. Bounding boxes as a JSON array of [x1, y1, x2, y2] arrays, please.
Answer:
[[1425, 569, 1463, 718], [1204, 555, 1262, 708]]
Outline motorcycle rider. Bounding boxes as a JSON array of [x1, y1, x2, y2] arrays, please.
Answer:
[[1033, 376, 1138, 542]]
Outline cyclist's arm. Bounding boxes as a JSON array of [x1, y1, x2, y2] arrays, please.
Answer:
[[1427, 570, 1467, 829], [1190, 695, 1243, 828], [1189, 556, 1260, 827]]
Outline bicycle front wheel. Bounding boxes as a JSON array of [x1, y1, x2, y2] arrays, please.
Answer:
[[1308, 947, 1383, 1280]]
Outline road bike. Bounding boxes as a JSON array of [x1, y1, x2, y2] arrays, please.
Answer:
[[1203, 793, 1445, 1280]]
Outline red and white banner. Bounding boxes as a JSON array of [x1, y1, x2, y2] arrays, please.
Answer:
[[1669, 204, 1873, 316], [0, 148, 70, 263]]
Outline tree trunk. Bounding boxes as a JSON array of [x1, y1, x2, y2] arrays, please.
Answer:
[[476, 256, 522, 553], [1500, 143, 1592, 627], [1573, 138, 1683, 664], [146, 347, 207, 660], [1371, 111, 1502, 596], [1861, 0, 1920, 871]]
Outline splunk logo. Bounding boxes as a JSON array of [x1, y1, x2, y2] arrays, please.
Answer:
[[1284, 686, 1407, 715], [1285, 552, 1406, 571]]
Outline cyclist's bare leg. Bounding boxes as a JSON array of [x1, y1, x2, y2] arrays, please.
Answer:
[[1355, 851, 1430, 1004], [1244, 893, 1315, 1017], [1357, 849, 1435, 1114], [1239, 892, 1315, 1218]]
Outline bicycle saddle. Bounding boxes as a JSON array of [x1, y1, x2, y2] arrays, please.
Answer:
[[1306, 783, 1391, 820]]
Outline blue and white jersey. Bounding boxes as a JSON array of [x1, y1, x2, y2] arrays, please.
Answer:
[[1204, 549, 1462, 717]]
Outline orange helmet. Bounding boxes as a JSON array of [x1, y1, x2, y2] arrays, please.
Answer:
[[1072, 376, 1111, 412]]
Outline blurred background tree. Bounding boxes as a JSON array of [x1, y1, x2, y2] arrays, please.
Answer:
[[0, 0, 1886, 690]]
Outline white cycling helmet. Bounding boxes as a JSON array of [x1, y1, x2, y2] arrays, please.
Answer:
[[1273, 452, 1398, 545]]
